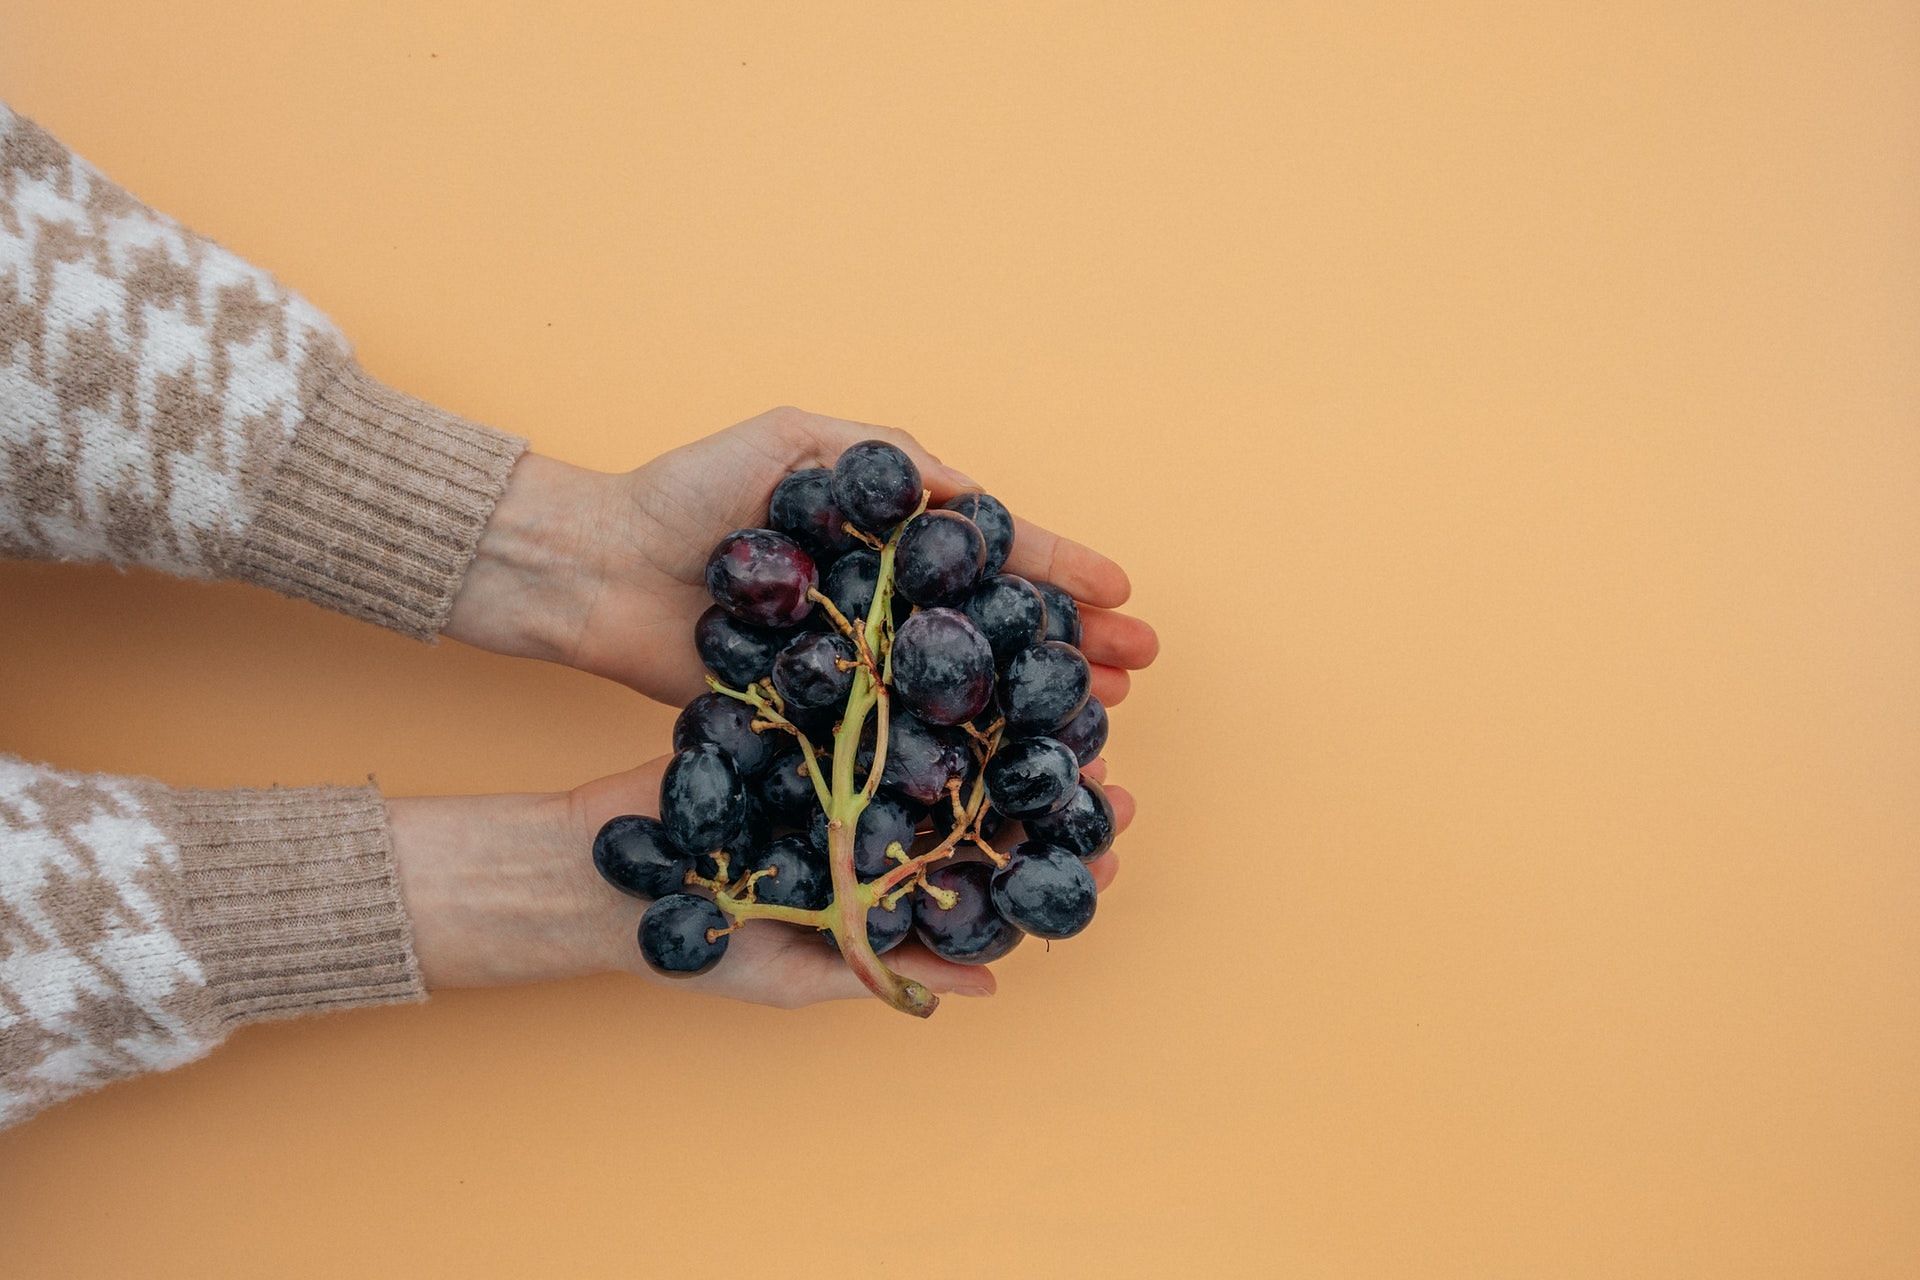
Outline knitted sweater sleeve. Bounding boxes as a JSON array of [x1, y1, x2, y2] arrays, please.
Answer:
[[0, 100, 526, 635], [0, 103, 516, 1125]]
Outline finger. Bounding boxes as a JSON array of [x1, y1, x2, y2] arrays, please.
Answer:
[[1079, 606, 1160, 671], [1102, 784, 1136, 835], [1081, 757, 1108, 783], [1090, 664, 1131, 707], [1004, 518, 1131, 609], [1087, 851, 1119, 891], [809, 941, 996, 1002], [570, 756, 671, 831]]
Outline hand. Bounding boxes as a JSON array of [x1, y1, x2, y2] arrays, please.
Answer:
[[387, 756, 1131, 1005], [444, 406, 1159, 707]]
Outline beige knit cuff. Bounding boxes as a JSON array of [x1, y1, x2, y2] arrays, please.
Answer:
[[155, 783, 425, 1029], [232, 360, 527, 640]]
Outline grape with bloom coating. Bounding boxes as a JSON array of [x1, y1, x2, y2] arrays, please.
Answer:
[[809, 793, 924, 878], [748, 835, 832, 910], [895, 510, 987, 605], [1024, 780, 1116, 861], [960, 573, 1048, 665], [754, 748, 818, 822], [1055, 696, 1109, 766], [998, 640, 1091, 732], [821, 549, 906, 628], [694, 605, 787, 688], [1035, 582, 1082, 646], [914, 861, 1023, 964], [660, 744, 749, 858], [942, 493, 1014, 576], [768, 466, 860, 560], [639, 894, 731, 976], [593, 815, 691, 900], [856, 711, 967, 808], [991, 842, 1098, 940], [706, 529, 818, 628], [832, 440, 921, 533], [984, 736, 1080, 820], [673, 692, 776, 779], [772, 632, 857, 712], [891, 607, 995, 726]]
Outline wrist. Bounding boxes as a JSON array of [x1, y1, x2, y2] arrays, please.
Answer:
[[444, 452, 617, 667], [387, 790, 627, 988]]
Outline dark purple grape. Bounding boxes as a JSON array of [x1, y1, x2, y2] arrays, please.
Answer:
[[1055, 696, 1109, 766], [1024, 780, 1115, 861], [768, 467, 859, 560], [772, 632, 856, 712], [991, 842, 1097, 939], [891, 608, 995, 726], [694, 605, 787, 688], [639, 894, 730, 976], [748, 835, 831, 910], [660, 744, 749, 857], [942, 493, 1013, 576], [895, 511, 986, 606], [821, 550, 907, 628], [705, 529, 818, 628], [857, 710, 966, 807], [593, 815, 691, 899], [914, 861, 1022, 964], [809, 794, 925, 878], [755, 748, 819, 822], [997, 641, 1091, 732], [831, 440, 921, 533], [674, 692, 776, 778], [825, 896, 913, 956], [1035, 582, 1081, 645], [960, 574, 1048, 665], [984, 736, 1079, 820]]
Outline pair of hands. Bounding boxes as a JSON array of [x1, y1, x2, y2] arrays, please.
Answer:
[[389, 407, 1159, 1009]]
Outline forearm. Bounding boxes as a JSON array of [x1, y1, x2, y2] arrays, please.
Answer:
[[0, 755, 423, 1129]]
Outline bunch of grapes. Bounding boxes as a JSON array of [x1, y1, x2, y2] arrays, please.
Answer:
[[590, 441, 1113, 1016]]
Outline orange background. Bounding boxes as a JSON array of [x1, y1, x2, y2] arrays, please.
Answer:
[[3, 3, 1917, 1276]]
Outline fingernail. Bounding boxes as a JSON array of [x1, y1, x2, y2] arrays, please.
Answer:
[[948, 469, 980, 490], [955, 983, 994, 997]]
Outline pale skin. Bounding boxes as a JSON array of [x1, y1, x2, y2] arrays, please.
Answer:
[[391, 406, 1160, 1008]]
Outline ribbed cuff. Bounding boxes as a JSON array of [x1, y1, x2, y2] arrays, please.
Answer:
[[232, 360, 527, 640], [155, 783, 425, 1029]]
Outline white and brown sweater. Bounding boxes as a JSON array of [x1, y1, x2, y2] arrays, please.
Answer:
[[0, 102, 526, 1127]]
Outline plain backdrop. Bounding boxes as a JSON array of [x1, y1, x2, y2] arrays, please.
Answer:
[[2, 3, 1916, 1276]]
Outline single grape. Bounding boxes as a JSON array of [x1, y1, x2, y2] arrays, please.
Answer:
[[990, 842, 1098, 939], [984, 735, 1079, 819], [1034, 582, 1082, 646], [942, 493, 1013, 576], [824, 896, 914, 956], [673, 692, 777, 778], [639, 894, 730, 976], [960, 573, 1048, 665], [891, 607, 995, 726], [809, 793, 925, 878], [1054, 696, 1109, 766], [997, 640, 1091, 732], [820, 549, 908, 629], [1024, 780, 1115, 861], [593, 815, 692, 899], [831, 440, 921, 533], [705, 529, 818, 628], [894, 510, 987, 605], [755, 748, 819, 822], [772, 632, 857, 712], [748, 835, 832, 910], [694, 606, 787, 688], [660, 744, 750, 858], [914, 861, 1023, 964], [768, 466, 860, 560], [856, 710, 966, 807]]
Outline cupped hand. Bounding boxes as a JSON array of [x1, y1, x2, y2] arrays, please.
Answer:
[[445, 406, 1159, 707], [388, 755, 1132, 1007]]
